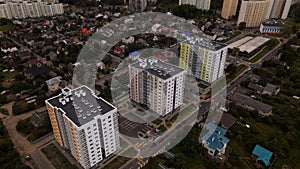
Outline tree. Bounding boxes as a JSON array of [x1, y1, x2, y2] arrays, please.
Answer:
[[238, 22, 246, 30]]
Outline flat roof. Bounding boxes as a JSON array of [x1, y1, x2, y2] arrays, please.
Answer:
[[130, 57, 185, 80], [227, 36, 253, 49], [262, 19, 285, 26], [47, 86, 116, 127], [181, 32, 227, 51], [238, 36, 270, 54]]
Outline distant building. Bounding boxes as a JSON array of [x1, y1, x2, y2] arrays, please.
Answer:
[[46, 86, 120, 169], [260, 19, 285, 34], [201, 122, 229, 156], [129, 0, 147, 12], [227, 36, 270, 57], [179, 39, 227, 83], [238, 0, 271, 27], [221, 0, 238, 19], [129, 57, 185, 116], [179, 0, 211, 10], [252, 145, 273, 167], [0, 1, 64, 19]]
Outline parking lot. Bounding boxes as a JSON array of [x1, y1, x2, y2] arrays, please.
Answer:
[[119, 115, 153, 138]]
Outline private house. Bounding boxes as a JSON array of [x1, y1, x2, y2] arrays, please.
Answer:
[[201, 122, 229, 157], [262, 83, 280, 96], [113, 45, 125, 54], [220, 113, 237, 129], [46, 76, 62, 92], [1, 44, 18, 53], [24, 64, 48, 79], [248, 83, 264, 94], [31, 111, 48, 127], [252, 145, 273, 167], [129, 51, 140, 61], [232, 93, 273, 116]]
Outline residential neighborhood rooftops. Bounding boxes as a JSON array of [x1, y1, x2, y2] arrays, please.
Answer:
[[252, 145, 273, 166]]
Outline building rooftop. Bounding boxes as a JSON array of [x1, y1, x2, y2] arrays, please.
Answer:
[[46, 76, 62, 86], [130, 57, 185, 80], [227, 36, 253, 49], [238, 36, 270, 54], [262, 19, 285, 26], [220, 113, 237, 129], [46, 86, 116, 127], [252, 145, 273, 166], [201, 122, 229, 154], [232, 93, 272, 113], [181, 32, 227, 51]]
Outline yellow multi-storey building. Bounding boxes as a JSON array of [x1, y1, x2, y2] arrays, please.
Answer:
[[179, 40, 227, 83]]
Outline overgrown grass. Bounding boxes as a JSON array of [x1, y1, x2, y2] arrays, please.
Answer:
[[247, 39, 280, 63], [226, 65, 248, 83], [41, 143, 77, 169]]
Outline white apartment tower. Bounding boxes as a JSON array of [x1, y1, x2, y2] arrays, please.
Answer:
[[179, 40, 227, 83], [129, 57, 185, 116], [46, 86, 120, 169]]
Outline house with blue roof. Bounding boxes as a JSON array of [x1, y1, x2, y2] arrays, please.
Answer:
[[201, 122, 230, 156], [129, 51, 140, 61], [252, 145, 273, 167]]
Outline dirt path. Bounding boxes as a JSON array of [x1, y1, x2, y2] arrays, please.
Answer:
[[1, 103, 55, 169]]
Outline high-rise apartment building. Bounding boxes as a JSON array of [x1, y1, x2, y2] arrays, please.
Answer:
[[179, 0, 211, 10], [221, 0, 239, 19], [281, 0, 292, 19], [129, 0, 147, 12], [237, 0, 271, 27], [0, 2, 12, 19], [0, 0, 63, 19], [129, 57, 185, 116], [179, 40, 227, 83], [46, 86, 120, 169]]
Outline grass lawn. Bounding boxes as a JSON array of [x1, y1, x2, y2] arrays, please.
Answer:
[[152, 118, 162, 125], [41, 143, 77, 169], [104, 156, 130, 169], [16, 116, 52, 142], [2, 71, 19, 80], [120, 137, 129, 149], [0, 23, 14, 31], [120, 147, 138, 157], [226, 65, 248, 83], [0, 108, 9, 115], [247, 39, 280, 63]]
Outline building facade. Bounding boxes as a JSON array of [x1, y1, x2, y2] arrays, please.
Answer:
[[46, 86, 120, 169], [179, 40, 227, 83], [129, 57, 185, 116], [259, 19, 284, 34], [221, 0, 238, 19], [129, 0, 147, 12], [0, 0, 63, 19], [237, 0, 271, 27], [179, 0, 211, 10]]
